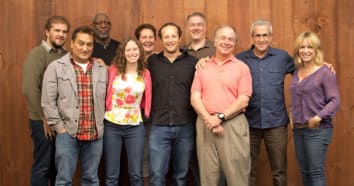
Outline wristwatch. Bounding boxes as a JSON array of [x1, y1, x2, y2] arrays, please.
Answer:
[[217, 113, 226, 122]]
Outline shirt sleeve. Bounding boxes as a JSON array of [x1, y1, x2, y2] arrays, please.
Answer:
[[142, 69, 152, 118], [317, 69, 340, 119], [41, 63, 64, 131], [22, 50, 46, 119], [285, 52, 295, 74], [191, 69, 202, 93], [237, 63, 253, 97]]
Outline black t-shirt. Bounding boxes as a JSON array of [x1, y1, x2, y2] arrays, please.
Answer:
[[147, 50, 198, 125]]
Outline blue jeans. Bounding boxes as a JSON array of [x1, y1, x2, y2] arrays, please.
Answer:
[[149, 124, 195, 186], [29, 119, 56, 186], [103, 120, 145, 186], [293, 127, 333, 186], [55, 132, 103, 186]]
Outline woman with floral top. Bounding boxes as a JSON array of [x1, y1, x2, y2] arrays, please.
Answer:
[[290, 32, 340, 186], [104, 38, 152, 186]]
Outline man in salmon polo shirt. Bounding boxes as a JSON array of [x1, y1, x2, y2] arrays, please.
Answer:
[[191, 25, 252, 186]]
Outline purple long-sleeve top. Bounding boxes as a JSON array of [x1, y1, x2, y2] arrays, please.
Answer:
[[289, 65, 340, 128]]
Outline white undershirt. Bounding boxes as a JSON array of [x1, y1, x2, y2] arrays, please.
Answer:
[[74, 61, 89, 73]]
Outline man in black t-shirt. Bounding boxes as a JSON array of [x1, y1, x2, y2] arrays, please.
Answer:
[[91, 13, 120, 65]]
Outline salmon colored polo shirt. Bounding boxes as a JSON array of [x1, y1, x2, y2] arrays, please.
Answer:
[[191, 56, 252, 114]]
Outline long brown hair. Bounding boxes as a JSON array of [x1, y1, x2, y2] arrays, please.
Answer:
[[112, 37, 146, 79]]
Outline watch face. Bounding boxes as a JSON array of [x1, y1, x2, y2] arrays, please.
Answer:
[[218, 113, 225, 119]]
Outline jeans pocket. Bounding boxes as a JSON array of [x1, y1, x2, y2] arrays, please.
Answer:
[[30, 120, 47, 143], [314, 128, 333, 145], [321, 130, 333, 145], [56, 132, 70, 141]]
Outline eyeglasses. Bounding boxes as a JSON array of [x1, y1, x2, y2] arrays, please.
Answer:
[[253, 33, 270, 39], [217, 36, 236, 42], [189, 23, 205, 28], [93, 20, 112, 26]]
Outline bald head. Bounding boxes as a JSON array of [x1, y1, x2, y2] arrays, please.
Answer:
[[214, 25, 238, 57], [92, 13, 109, 23], [214, 25, 238, 44]]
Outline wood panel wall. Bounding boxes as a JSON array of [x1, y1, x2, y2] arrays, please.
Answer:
[[1, 0, 353, 185]]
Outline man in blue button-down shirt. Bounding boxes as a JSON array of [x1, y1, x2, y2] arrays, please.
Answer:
[[237, 20, 295, 186]]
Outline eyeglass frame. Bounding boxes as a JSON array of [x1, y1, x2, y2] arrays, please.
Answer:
[[93, 20, 112, 26]]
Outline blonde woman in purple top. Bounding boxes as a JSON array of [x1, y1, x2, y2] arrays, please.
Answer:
[[290, 31, 340, 186]]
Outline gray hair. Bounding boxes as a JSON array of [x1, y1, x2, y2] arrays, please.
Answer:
[[186, 12, 207, 23], [250, 20, 272, 36]]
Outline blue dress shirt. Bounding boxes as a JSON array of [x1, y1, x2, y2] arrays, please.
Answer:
[[237, 46, 295, 129]]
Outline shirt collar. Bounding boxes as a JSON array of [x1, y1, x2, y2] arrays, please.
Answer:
[[70, 54, 94, 66], [158, 49, 189, 59], [41, 40, 66, 54], [186, 38, 214, 51], [247, 45, 276, 58], [210, 55, 236, 65], [94, 39, 111, 49]]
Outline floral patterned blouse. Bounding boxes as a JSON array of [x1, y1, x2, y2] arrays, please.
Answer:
[[105, 74, 145, 125]]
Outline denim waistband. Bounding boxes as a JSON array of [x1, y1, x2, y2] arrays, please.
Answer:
[[293, 122, 309, 129]]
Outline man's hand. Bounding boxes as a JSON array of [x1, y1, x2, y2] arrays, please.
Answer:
[[203, 114, 222, 130], [56, 128, 67, 135], [288, 108, 294, 129], [324, 62, 336, 74], [203, 115, 224, 136], [195, 57, 210, 70], [212, 125, 224, 136], [94, 58, 107, 66], [42, 118, 55, 140]]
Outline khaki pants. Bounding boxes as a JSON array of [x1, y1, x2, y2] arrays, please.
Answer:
[[196, 114, 250, 186]]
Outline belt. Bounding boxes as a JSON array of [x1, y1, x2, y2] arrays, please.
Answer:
[[293, 122, 309, 129], [211, 112, 244, 121]]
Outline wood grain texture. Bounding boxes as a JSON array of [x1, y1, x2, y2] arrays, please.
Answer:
[[0, 0, 353, 185], [335, 0, 354, 185]]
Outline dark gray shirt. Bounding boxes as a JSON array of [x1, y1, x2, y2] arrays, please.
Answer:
[[92, 39, 119, 65], [184, 39, 215, 59]]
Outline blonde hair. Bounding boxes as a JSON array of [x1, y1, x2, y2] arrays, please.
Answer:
[[293, 31, 324, 67]]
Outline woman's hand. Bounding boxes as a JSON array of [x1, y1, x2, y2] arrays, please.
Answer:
[[308, 115, 322, 129]]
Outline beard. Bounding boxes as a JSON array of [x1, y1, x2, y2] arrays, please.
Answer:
[[50, 40, 64, 49], [95, 31, 109, 40]]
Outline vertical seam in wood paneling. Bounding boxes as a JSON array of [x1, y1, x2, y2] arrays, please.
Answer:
[[0, 50, 3, 70]]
